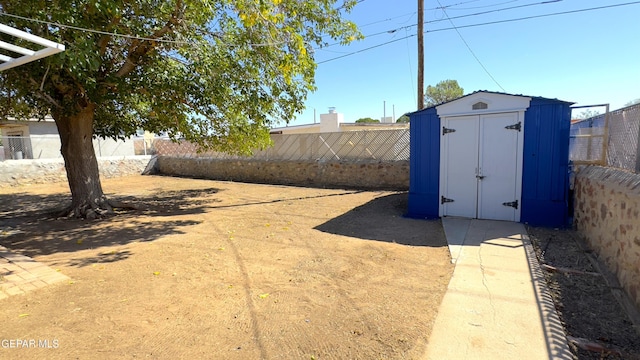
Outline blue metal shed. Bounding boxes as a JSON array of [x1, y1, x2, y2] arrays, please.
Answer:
[[407, 91, 573, 227]]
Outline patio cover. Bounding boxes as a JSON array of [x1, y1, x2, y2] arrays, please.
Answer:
[[0, 23, 65, 71]]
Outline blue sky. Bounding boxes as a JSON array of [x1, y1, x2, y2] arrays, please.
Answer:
[[289, 0, 640, 125]]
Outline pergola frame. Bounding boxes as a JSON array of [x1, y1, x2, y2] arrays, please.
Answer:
[[0, 23, 65, 71]]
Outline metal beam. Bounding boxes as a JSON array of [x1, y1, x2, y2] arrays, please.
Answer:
[[0, 40, 36, 56], [0, 23, 65, 71]]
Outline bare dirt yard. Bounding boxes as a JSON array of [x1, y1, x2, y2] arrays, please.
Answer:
[[0, 175, 453, 359], [528, 227, 640, 360]]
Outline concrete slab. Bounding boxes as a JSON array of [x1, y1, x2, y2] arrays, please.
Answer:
[[441, 217, 470, 263], [424, 218, 572, 360]]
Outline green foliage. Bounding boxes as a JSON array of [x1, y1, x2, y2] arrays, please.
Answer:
[[575, 109, 601, 120], [396, 115, 409, 123], [355, 117, 379, 123], [0, 0, 362, 155], [425, 79, 464, 108]]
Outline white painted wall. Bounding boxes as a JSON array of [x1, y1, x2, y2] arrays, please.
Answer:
[[320, 110, 344, 133]]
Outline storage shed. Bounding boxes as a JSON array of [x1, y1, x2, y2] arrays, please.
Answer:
[[407, 91, 573, 227]]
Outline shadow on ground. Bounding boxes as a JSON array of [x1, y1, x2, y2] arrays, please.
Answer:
[[0, 187, 221, 262], [314, 193, 447, 247]]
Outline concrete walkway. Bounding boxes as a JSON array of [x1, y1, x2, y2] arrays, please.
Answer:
[[0, 245, 68, 300], [424, 218, 573, 360]]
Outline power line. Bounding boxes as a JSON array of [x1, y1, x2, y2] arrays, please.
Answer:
[[322, 0, 562, 49], [439, 0, 522, 11], [317, 1, 640, 64], [435, 0, 505, 91], [428, 0, 483, 10], [0, 11, 289, 47], [317, 36, 408, 64], [404, 27, 417, 107], [0, 12, 188, 44], [429, 1, 640, 32], [359, 12, 417, 28]]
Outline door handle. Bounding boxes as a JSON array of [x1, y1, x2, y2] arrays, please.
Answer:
[[476, 175, 485, 180]]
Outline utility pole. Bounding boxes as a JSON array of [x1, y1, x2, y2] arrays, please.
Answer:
[[417, 0, 424, 110]]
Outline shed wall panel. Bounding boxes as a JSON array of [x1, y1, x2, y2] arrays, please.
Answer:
[[407, 109, 440, 219], [521, 99, 571, 227]]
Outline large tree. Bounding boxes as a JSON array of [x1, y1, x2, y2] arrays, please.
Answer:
[[0, 0, 360, 218], [424, 79, 463, 107]]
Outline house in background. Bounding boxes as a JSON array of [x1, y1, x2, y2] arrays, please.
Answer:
[[0, 117, 59, 159], [0, 117, 137, 160], [270, 108, 408, 135]]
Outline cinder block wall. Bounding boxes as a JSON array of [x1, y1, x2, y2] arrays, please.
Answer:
[[574, 166, 640, 310], [156, 157, 410, 191]]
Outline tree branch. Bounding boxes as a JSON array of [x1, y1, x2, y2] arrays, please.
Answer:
[[114, 1, 184, 78], [28, 76, 63, 109], [98, 16, 122, 56], [40, 65, 50, 92]]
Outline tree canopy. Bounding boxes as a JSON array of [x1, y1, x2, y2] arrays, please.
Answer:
[[424, 79, 464, 108], [355, 117, 379, 123], [0, 0, 361, 218], [575, 109, 601, 120], [396, 115, 409, 123]]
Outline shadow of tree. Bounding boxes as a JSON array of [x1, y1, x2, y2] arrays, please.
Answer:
[[0, 187, 222, 261], [314, 193, 447, 247], [53, 249, 134, 268]]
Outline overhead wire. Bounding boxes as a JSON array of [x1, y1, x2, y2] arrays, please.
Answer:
[[321, 0, 562, 49], [404, 27, 416, 106], [427, 0, 483, 10], [434, 0, 506, 91], [0, 11, 288, 47], [317, 1, 640, 64], [358, 12, 417, 28], [1, 1, 638, 63], [0, 0, 371, 48], [440, 0, 522, 11], [0, 11, 189, 44]]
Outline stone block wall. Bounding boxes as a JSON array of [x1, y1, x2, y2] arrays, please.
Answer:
[[155, 157, 409, 191], [574, 166, 640, 310], [0, 156, 152, 188]]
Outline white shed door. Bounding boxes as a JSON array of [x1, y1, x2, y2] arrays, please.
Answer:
[[441, 112, 521, 221]]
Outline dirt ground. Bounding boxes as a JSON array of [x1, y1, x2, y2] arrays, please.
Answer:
[[0, 175, 453, 360], [528, 227, 640, 360]]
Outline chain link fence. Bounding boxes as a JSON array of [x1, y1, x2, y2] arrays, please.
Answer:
[[151, 129, 410, 162], [0, 130, 410, 163], [607, 105, 640, 171], [570, 104, 640, 172]]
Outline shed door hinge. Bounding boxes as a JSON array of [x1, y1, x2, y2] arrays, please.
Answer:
[[505, 122, 522, 132], [441, 196, 454, 204], [442, 126, 456, 135], [502, 200, 518, 209]]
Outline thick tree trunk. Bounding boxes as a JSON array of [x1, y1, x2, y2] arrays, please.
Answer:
[[53, 103, 112, 219]]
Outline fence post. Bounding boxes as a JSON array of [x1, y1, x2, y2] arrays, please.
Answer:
[[601, 104, 610, 166], [635, 113, 640, 172]]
